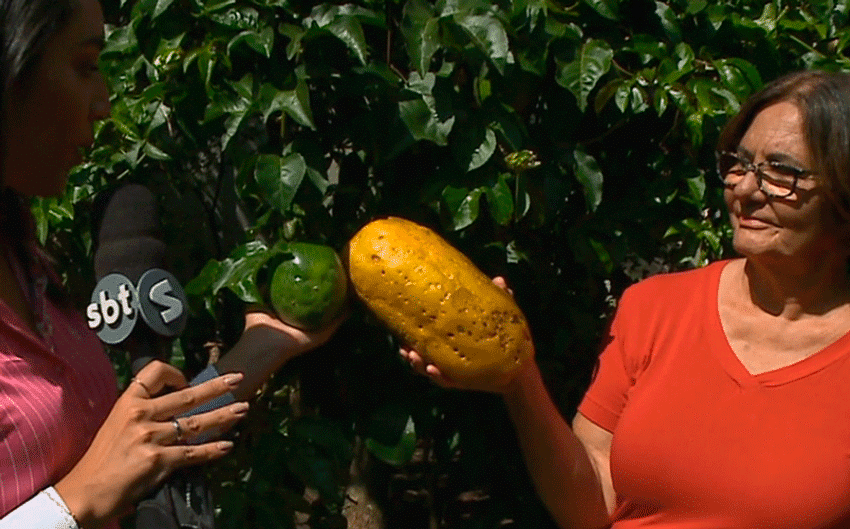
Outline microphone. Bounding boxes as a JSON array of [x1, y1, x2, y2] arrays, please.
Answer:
[[88, 184, 188, 374], [91, 187, 221, 529]]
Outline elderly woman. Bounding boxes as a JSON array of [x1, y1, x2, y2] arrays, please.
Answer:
[[404, 69, 850, 528]]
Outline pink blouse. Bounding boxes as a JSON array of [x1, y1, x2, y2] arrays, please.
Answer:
[[0, 245, 117, 521]]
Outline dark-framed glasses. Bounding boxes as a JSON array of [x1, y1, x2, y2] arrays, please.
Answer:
[[715, 150, 817, 199]]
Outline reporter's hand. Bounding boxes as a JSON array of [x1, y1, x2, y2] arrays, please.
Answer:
[[213, 306, 348, 401], [242, 306, 346, 362], [54, 360, 247, 529]]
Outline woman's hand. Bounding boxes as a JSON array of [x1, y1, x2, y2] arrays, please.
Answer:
[[214, 306, 348, 401], [54, 360, 248, 529], [242, 306, 346, 362], [399, 345, 461, 389]]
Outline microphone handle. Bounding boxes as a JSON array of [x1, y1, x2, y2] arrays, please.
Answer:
[[125, 325, 168, 376]]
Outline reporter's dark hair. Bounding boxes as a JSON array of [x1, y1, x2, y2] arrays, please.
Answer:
[[0, 0, 76, 97], [717, 69, 850, 222]]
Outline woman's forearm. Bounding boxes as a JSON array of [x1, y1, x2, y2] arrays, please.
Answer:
[[502, 364, 611, 529]]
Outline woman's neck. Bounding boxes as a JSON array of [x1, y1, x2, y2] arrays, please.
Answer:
[[741, 256, 850, 319]]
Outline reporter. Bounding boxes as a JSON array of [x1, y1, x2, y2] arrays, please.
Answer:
[[0, 1, 342, 528]]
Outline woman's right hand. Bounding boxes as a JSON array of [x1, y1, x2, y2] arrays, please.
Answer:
[[54, 360, 249, 529], [399, 276, 534, 394], [399, 345, 461, 389]]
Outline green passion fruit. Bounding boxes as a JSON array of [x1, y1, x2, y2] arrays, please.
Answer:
[[269, 243, 348, 331]]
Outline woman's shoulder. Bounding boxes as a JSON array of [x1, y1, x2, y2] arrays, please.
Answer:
[[619, 259, 734, 308]]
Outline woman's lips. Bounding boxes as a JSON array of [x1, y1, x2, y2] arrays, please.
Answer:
[[736, 215, 775, 229]]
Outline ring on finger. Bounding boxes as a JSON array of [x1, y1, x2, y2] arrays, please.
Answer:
[[131, 377, 153, 398], [172, 418, 184, 443]]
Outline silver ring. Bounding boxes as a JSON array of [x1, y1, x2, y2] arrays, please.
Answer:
[[172, 418, 184, 443]]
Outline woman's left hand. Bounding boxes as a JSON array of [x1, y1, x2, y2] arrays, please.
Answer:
[[242, 305, 347, 359], [213, 306, 348, 401]]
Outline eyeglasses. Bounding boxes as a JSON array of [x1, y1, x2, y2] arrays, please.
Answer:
[[715, 151, 817, 199]]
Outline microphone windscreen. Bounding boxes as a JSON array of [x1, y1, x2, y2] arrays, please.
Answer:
[[93, 184, 166, 283]]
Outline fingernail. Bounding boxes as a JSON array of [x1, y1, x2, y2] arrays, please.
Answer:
[[223, 373, 243, 387], [218, 441, 234, 452], [231, 402, 249, 414]]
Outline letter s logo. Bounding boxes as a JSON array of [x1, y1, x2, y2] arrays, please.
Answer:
[[137, 269, 188, 337], [148, 278, 182, 324]]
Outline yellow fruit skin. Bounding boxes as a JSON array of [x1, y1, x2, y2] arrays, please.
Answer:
[[346, 217, 533, 392]]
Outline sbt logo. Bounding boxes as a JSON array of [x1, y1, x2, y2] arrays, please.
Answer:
[[88, 269, 188, 344]]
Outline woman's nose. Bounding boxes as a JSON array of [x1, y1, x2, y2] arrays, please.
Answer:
[[730, 168, 764, 198], [90, 76, 111, 122]]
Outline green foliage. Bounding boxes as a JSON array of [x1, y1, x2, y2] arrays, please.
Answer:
[[41, 0, 850, 526]]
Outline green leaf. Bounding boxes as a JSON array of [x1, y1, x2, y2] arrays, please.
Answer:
[[399, 73, 455, 145], [485, 173, 515, 225], [686, 0, 708, 15], [222, 109, 249, 153], [595, 78, 623, 113], [258, 73, 316, 130], [614, 79, 632, 113], [184, 241, 271, 305], [102, 24, 136, 57], [556, 39, 613, 112], [228, 27, 275, 58], [365, 416, 417, 467], [153, 0, 176, 19], [143, 142, 170, 161], [307, 4, 371, 65], [210, 6, 260, 30], [630, 85, 649, 114], [674, 42, 695, 72], [443, 185, 483, 230], [202, 0, 237, 14], [655, 1, 683, 43], [456, 14, 513, 74], [255, 153, 307, 213], [713, 58, 762, 99], [132, 0, 168, 19], [628, 33, 667, 60], [589, 237, 613, 274], [685, 174, 706, 205], [685, 111, 705, 147], [328, 17, 369, 65], [401, 0, 440, 73], [573, 147, 603, 212], [211, 75, 255, 152], [654, 87, 669, 115], [184, 259, 222, 297], [755, 3, 780, 33], [582, 0, 618, 19], [453, 125, 497, 172]]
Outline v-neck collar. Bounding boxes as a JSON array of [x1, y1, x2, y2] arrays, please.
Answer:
[[711, 260, 850, 388]]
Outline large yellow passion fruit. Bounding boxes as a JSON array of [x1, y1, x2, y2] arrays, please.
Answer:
[[345, 217, 533, 392]]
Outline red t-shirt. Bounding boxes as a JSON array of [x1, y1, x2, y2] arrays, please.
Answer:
[[578, 260, 850, 528]]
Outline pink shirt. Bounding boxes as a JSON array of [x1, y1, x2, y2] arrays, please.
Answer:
[[0, 246, 117, 520]]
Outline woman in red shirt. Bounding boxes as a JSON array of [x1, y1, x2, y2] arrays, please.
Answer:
[[405, 70, 850, 528]]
